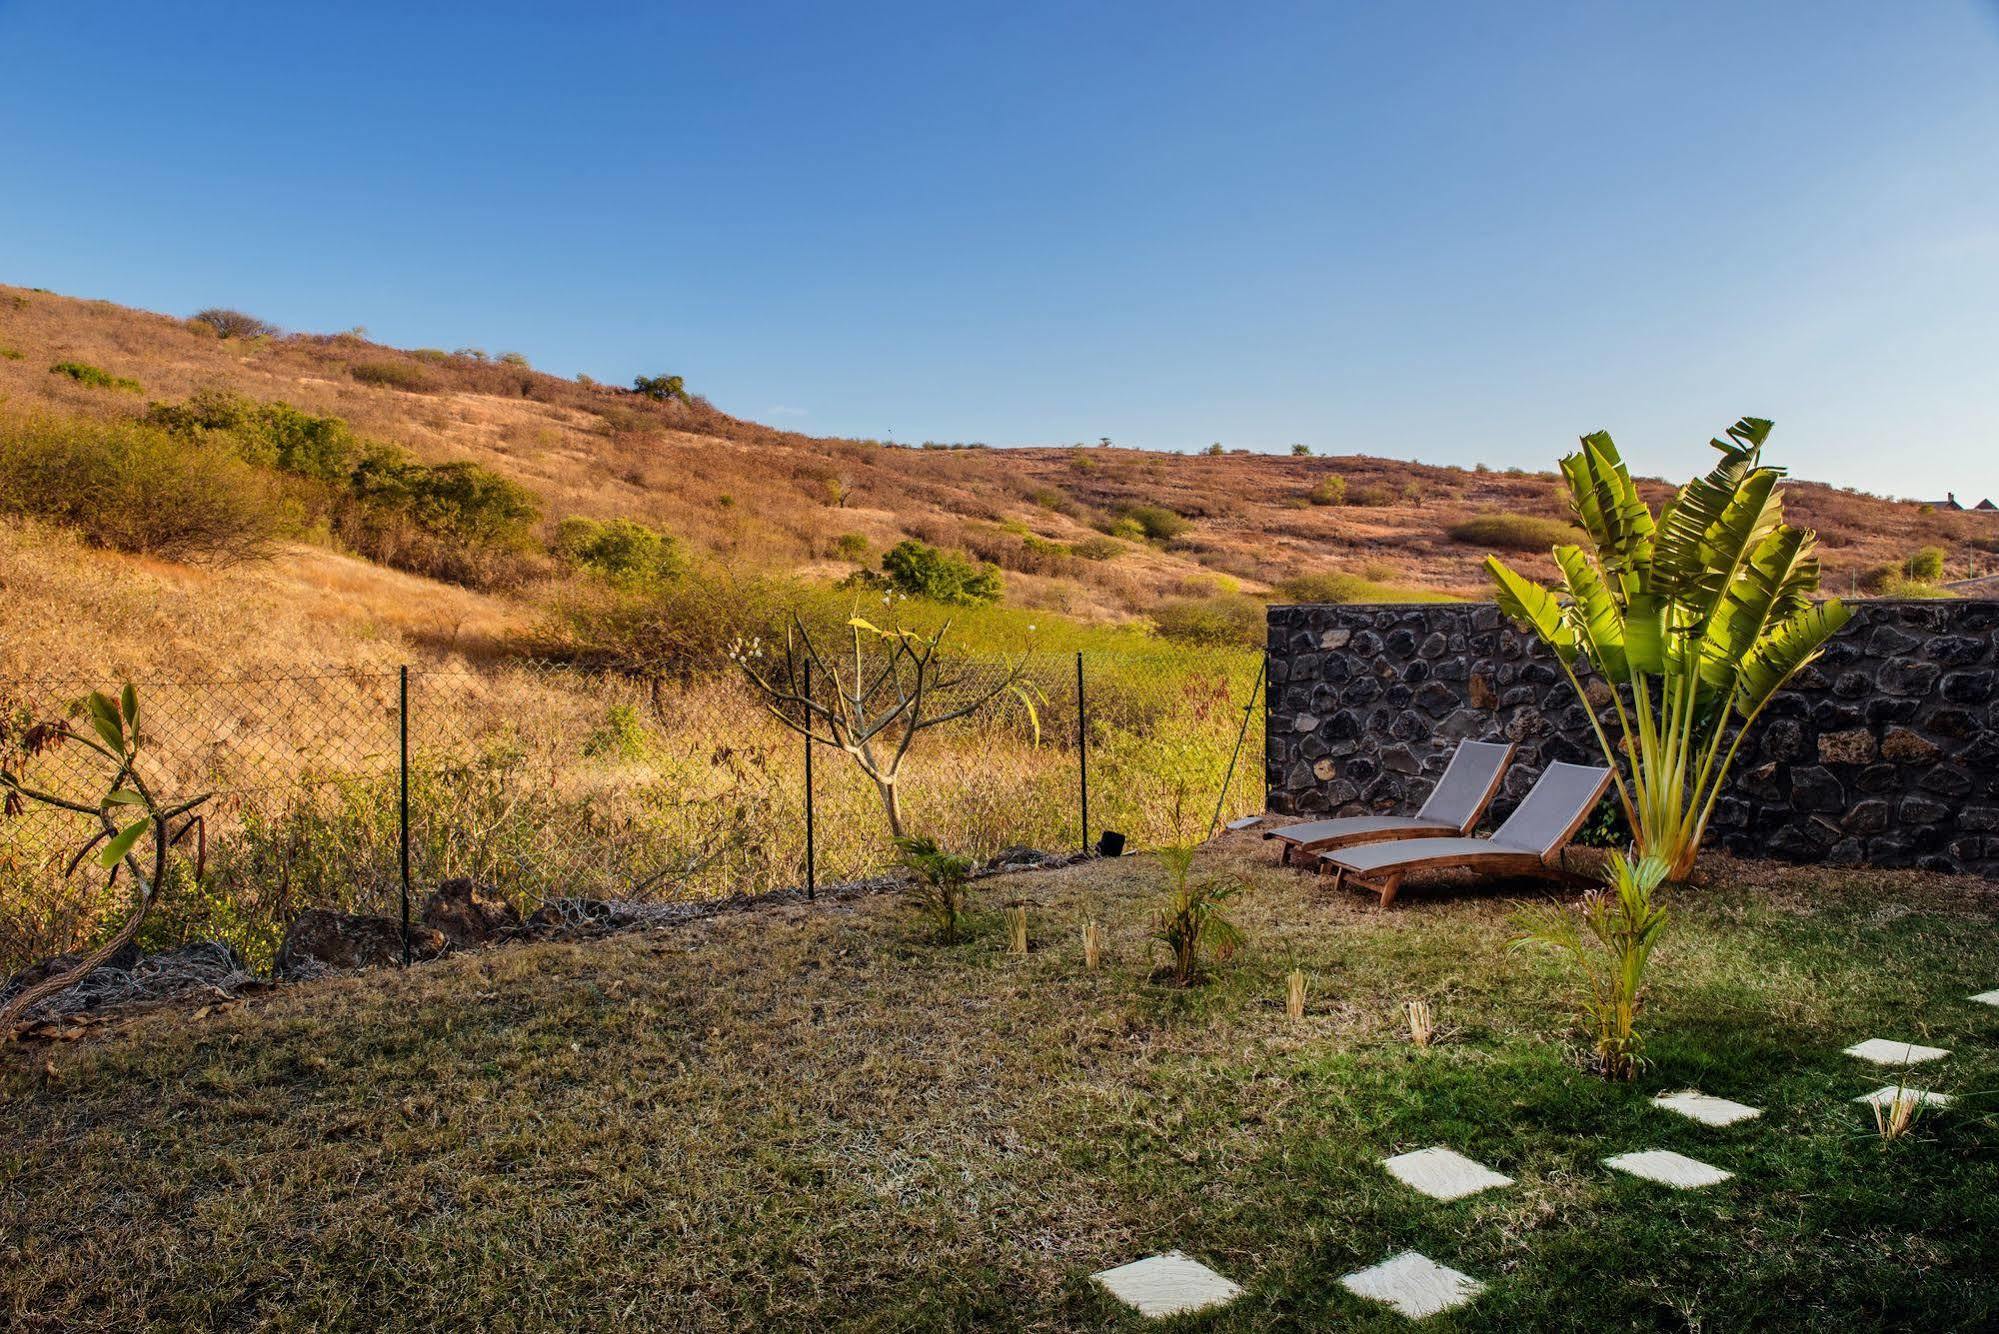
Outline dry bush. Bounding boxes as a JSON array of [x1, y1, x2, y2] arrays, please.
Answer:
[[190, 308, 281, 339]]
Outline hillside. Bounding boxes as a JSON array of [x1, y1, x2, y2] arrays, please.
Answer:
[[2, 282, 1991, 678]]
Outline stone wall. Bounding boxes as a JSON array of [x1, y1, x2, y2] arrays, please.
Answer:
[[1265, 600, 1999, 879]]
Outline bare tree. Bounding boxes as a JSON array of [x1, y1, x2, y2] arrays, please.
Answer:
[[0, 687, 210, 1028], [733, 614, 1030, 839]]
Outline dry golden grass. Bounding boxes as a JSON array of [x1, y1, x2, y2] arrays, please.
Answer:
[[5, 282, 1981, 632]]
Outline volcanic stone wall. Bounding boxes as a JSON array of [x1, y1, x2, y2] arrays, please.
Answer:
[[1265, 600, 1999, 878]]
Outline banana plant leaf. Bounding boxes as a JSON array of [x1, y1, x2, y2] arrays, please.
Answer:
[[1732, 600, 1853, 719]]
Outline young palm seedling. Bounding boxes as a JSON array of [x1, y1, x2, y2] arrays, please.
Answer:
[[1510, 852, 1670, 1080], [1871, 1086, 1924, 1144], [1152, 841, 1244, 988], [893, 834, 976, 944], [1286, 968, 1308, 1021]]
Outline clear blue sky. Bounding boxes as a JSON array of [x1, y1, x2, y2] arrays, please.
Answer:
[[4, 2, 1996, 497]]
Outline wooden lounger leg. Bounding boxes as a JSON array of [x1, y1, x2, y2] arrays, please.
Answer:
[[1377, 873, 1403, 910], [1279, 842, 1292, 867]]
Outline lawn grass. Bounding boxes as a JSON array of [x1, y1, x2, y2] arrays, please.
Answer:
[[3, 839, 1996, 1330]]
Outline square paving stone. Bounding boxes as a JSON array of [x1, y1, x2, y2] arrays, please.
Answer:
[[1091, 1252, 1243, 1318], [1224, 815, 1264, 831], [1340, 1251, 1486, 1319], [1381, 1146, 1514, 1201], [1855, 1085, 1955, 1110], [1970, 989, 1999, 1007], [1604, 1150, 1733, 1190], [1653, 1090, 1762, 1127], [1844, 1038, 1951, 1066]]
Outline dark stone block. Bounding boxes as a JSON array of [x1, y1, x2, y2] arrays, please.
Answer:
[[1863, 696, 1922, 726], [1843, 799, 1891, 834], [1941, 671, 1994, 704], [1790, 766, 1843, 812], [1925, 635, 1988, 666], [1899, 794, 1951, 825], [1920, 766, 1974, 798]]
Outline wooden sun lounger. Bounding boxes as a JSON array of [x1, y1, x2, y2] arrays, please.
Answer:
[[1264, 740, 1514, 866], [1316, 761, 1613, 908]]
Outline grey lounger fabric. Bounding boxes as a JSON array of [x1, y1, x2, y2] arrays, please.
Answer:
[[1317, 761, 1614, 906], [1266, 740, 1514, 861]]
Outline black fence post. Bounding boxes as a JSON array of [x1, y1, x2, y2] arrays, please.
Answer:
[[1076, 651, 1089, 856], [399, 665, 412, 967], [803, 658, 816, 900], [1208, 656, 1266, 841]]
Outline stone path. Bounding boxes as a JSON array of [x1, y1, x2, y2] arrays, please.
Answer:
[[1382, 1146, 1513, 1201], [1092, 983, 1990, 1320]]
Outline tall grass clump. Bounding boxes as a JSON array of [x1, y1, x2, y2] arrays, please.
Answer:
[[348, 361, 436, 392]]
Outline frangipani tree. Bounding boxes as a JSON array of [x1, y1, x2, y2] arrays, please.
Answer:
[[1484, 419, 1851, 881]]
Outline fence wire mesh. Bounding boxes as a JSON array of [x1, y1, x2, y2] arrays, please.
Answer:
[[1, 646, 1262, 977]]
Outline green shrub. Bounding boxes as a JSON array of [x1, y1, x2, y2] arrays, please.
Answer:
[[0, 347, 23, 361], [632, 373, 688, 403], [1344, 483, 1398, 507], [498, 351, 531, 368], [1307, 475, 1346, 506], [189, 308, 280, 339], [1121, 504, 1189, 541], [1903, 546, 1946, 582], [1152, 592, 1265, 646], [348, 453, 537, 546], [48, 361, 141, 393], [410, 348, 453, 363], [1072, 535, 1123, 561], [1203, 443, 1225, 457], [833, 532, 871, 562], [880, 539, 1003, 605], [348, 361, 436, 392], [1448, 512, 1579, 551], [553, 516, 682, 587], [146, 391, 357, 482], [1290, 443, 1311, 456], [0, 415, 277, 562]]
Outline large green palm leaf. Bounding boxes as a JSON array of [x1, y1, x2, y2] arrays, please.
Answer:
[[1733, 601, 1852, 720], [1554, 545, 1630, 682]]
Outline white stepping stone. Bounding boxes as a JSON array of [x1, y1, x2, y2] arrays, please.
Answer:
[[1970, 989, 1999, 1007], [1844, 1038, 1951, 1066], [1604, 1150, 1732, 1190], [1381, 1146, 1513, 1201], [1855, 1085, 1954, 1110], [1653, 1090, 1762, 1127], [1340, 1250, 1485, 1319], [1091, 1252, 1243, 1318], [1224, 815, 1263, 831]]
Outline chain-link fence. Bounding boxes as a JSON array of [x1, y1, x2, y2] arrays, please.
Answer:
[[0, 647, 1263, 977]]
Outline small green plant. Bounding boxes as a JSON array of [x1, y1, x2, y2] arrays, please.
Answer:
[[1152, 593, 1265, 646], [893, 834, 975, 943], [498, 351, 531, 368], [1869, 1081, 1929, 1144], [1152, 841, 1243, 987], [1290, 443, 1312, 457], [1203, 442, 1225, 456], [48, 361, 141, 392], [1903, 546, 1946, 583], [1510, 852, 1670, 1080], [1121, 504, 1189, 541], [1344, 483, 1399, 506], [632, 373, 688, 403], [0, 687, 211, 1028], [1307, 475, 1347, 506], [0, 346, 24, 361], [833, 531, 871, 563]]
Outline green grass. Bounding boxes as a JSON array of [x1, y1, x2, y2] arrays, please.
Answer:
[[3, 845, 1994, 1330], [46, 360, 141, 392], [1446, 512, 1581, 552]]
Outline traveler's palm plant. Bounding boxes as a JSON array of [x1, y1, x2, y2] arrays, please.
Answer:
[[1511, 852, 1669, 1080], [1485, 419, 1851, 881]]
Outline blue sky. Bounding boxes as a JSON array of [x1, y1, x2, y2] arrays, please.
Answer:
[[3, 2, 1996, 496]]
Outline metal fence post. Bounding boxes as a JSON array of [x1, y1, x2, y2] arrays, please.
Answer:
[[1208, 656, 1266, 840], [803, 657, 816, 901], [1076, 651, 1089, 856], [399, 665, 412, 967]]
